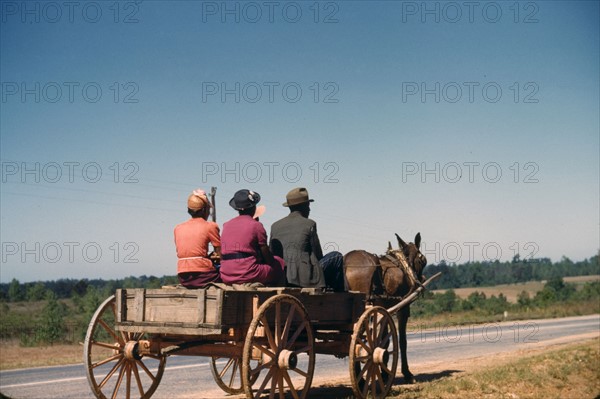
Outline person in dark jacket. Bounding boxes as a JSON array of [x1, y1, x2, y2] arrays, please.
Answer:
[[269, 187, 346, 291]]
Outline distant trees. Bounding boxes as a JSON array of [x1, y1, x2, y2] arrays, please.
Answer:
[[8, 278, 25, 302], [412, 278, 600, 318], [425, 254, 599, 290], [0, 275, 180, 303]]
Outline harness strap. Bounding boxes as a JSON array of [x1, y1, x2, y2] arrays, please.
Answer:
[[384, 253, 420, 292]]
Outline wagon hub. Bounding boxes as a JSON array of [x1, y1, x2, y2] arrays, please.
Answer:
[[277, 349, 298, 370], [373, 347, 389, 365], [123, 341, 142, 360]]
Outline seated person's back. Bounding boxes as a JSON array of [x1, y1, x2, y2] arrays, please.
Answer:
[[220, 189, 284, 286], [270, 187, 345, 291], [174, 189, 221, 288]]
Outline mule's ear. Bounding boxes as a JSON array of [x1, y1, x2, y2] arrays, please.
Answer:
[[395, 233, 407, 249], [387, 241, 393, 251], [415, 232, 421, 249]]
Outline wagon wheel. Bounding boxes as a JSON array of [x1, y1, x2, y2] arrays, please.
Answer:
[[242, 294, 315, 399], [349, 306, 398, 399], [210, 353, 261, 394], [84, 295, 166, 399]]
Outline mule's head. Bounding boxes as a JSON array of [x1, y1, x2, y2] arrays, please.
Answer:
[[394, 233, 427, 282]]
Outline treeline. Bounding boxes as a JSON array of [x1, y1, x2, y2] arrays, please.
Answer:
[[424, 254, 599, 290], [0, 254, 598, 302], [0, 275, 179, 303]]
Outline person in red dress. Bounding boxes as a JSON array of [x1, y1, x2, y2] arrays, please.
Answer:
[[174, 189, 221, 288], [219, 189, 284, 286]]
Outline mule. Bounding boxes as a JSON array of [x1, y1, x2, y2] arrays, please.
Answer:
[[344, 233, 427, 383]]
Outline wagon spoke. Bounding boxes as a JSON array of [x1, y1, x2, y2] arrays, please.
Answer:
[[92, 340, 122, 351], [286, 320, 307, 349], [261, 316, 277, 351], [125, 363, 132, 399], [367, 313, 377, 347], [379, 331, 392, 347], [275, 302, 282, 347], [370, 368, 377, 397], [283, 370, 301, 399], [231, 360, 241, 388], [358, 359, 372, 381], [375, 366, 386, 392], [97, 319, 120, 342], [225, 359, 238, 387], [98, 357, 124, 389], [132, 361, 144, 397], [376, 317, 387, 340], [251, 359, 274, 376], [361, 365, 373, 397], [269, 368, 279, 399], [354, 355, 370, 362], [218, 357, 234, 377], [356, 338, 370, 353], [255, 367, 275, 398], [380, 362, 392, 375], [280, 305, 295, 350], [111, 360, 126, 399], [253, 342, 276, 359], [135, 359, 156, 382], [91, 353, 122, 369], [277, 370, 285, 399], [290, 366, 309, 378]]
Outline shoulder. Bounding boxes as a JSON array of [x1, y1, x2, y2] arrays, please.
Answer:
[[175, 218, 192, 230], [206, 221, 220, 231]]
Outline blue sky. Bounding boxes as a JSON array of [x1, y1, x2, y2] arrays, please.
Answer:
[[1, 1, 598, 283]]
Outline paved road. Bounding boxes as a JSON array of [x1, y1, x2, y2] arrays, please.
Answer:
[[1, 314, 598, 399]]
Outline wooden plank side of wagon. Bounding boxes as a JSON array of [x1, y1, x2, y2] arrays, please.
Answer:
[[115, 287, 232, 335], [114, 286, 277, 336]]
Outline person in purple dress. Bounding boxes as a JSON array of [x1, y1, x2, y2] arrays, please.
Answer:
[[219, 189, 285, 286]]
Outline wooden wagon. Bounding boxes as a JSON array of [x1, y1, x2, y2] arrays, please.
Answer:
[[83, 274, 440, 399]]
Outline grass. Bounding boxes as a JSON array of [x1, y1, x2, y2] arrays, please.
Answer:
[[391, 338, 600, 399], [0, 340, 84, 370]]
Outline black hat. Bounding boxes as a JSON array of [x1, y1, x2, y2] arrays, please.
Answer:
[[229, 189, 261, 211]]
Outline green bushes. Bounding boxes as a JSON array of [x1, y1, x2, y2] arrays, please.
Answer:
[[412, 278, 599, 319]]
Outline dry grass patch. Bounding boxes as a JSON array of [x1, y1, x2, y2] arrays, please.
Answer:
[[392, 338, 600, 399], [0, 340, 83, 370]]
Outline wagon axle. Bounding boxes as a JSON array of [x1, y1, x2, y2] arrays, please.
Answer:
[[277, 349, 298, 370], [122, 340, 152, 361]]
